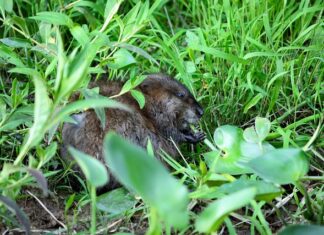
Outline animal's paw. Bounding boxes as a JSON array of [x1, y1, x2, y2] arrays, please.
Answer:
[[184, 131, 206, 144]]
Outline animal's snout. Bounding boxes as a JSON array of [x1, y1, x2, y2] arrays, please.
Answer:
[[196, 105, 204, 118]]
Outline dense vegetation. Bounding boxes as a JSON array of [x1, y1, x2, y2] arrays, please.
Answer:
[[0, 0, 323, 234]]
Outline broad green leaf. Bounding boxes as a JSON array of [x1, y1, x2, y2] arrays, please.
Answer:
[[70, 25, 90, 46], [209, 125, 276, 175], [185, 31, 200, 47], [244, 149, 309, 185], [0, 105, 33, 132], [119, 75, 146, 95], [108, 48, 136, 69], [0, 44, 25, 67], [239, 141, 275, 162], [185, 61, 196, 73], [97, 188, 137, 216], [130, 90, 145, 109], [0, 38, 31, 48], [195, 188, 256, 233], [68, 147, 109, 188], [255, 117, 271, 141], [103, 132, 189, 229], [213, 125, 242, 154], [26, 76, 51, 144], [0, 0, 13, 12], [104, 0, 119, 18], [16, 75, 51, 161], [212, 126, 251, 174], [278, 225, 324, 235], [9, 67, 41, 77], [218, 178, 282, 201], [102, 0, 121, 33], [30, 12, 73, 27], [243, 127, 259, 143]]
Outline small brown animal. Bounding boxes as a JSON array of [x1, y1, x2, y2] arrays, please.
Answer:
[[61, 73, 204, 189]]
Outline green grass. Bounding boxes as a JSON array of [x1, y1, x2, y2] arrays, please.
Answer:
[[0, 0, 323, 234]]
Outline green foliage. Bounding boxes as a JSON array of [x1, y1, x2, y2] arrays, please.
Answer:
[[0, 0, 323, 234], [195, 187, 257, 233], [103, 132, 189, 230], [68, 147, 109, 188], [278, 225, 324, 235]]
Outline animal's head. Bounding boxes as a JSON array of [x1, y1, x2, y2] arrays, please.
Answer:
[[139, 73, 204, 143]]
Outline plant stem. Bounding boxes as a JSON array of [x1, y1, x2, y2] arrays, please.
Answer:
[[146, 207, 161, 235], [90, 184, 97, 235], [300, 176, 324, 181]]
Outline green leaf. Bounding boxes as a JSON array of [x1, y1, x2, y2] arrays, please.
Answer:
[[278, 225, 324, 235], [104, 0, 119, 18], [185, 31, 200, 47], [184, 61, 196, 73], [108, 48, 136, 69], [255, 117, 271, 141], [119, 75, 146, 95], [195, 188, 256, 233], [0, 98, 6, 121], [56, 41, 103, 102], [117, 42, 159, 66], [0, 105, 33, 132], [97, 188, 137, 216], [82, 88, 106, 129], [218, 178, 282, 201], [30, 12, 73, 27], [52, 97, 130, 128], [213, 125, 242, 153], [243, 93, 263, 113], [244, 149, 309, 185], [70, 25, 90, 46], [19, 75, 51, 150], [0, 38, 31, 48], [103, 132, 189, 229], [0, 44, 25, 67], [243, 127, 259, 143], [130, 90, 145, 109], [68, 147, 109, 188], [0, 0, 13, 12]]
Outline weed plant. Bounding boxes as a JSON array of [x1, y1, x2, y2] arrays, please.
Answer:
[[0, 0, 323, 234]]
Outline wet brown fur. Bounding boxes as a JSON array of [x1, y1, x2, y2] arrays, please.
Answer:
[[61, 73, 204, 190]]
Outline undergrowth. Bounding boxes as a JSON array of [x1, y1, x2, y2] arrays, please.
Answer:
[[0, 0, 323, 234]]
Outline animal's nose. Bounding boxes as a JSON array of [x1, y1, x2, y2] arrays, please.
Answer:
[[196, 106, 204, 118]]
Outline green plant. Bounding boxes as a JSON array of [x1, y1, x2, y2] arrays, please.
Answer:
[[0, 0, 323, 234]]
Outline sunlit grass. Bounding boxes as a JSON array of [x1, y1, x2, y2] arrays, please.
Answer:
[[0, 0, 323, 234]]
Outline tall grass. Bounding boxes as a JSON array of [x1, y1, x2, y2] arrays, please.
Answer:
[[0, 0, 323, 234]]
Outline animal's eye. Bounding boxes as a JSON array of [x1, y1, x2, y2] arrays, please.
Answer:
[[176, 92, 185, 98]]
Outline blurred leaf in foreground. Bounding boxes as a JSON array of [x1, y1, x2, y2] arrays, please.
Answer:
[[195, 187, 256, 233], [103, 132, 189, 229]]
